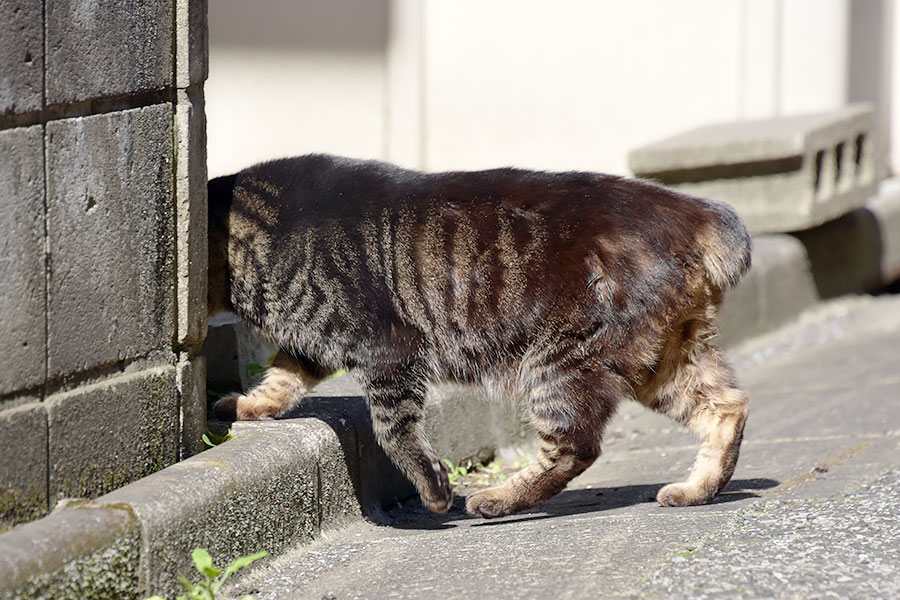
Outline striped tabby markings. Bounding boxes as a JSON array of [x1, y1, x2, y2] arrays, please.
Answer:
[[417, 206, 451, 335], [393, 207, 434, 333], [291, 232, 320, 324], [315, 223, 359, 326], [358, 216, 385, 280], [449, 210, 478, 330], [496, 208, 526, 316], [379, 209, 397, 297], [235, 181, 280, 228], [244, 176, 283, 200]]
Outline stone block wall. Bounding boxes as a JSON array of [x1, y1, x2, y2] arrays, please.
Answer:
[[0, 0, 208, 528]]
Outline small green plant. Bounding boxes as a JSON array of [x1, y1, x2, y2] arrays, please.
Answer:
[[245, 362, 267, 378], [202, 429, 232, 448], [145, 547, 268, 600], [442, 459, 471, 485], [323, 368, 348, 381]]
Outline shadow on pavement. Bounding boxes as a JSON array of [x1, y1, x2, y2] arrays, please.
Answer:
[[384, 478, 779, 530]]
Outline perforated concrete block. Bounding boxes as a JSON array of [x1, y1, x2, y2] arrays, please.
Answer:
[[630, 105, 876, 234]]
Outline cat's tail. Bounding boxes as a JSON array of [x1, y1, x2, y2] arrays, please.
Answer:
[[697, 199, 752, 291]]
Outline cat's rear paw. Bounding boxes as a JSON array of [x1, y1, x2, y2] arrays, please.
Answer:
[[656, 482, 714, 507]]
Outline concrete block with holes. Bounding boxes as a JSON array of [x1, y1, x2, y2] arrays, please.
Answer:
[[629, 104, 877, 235]]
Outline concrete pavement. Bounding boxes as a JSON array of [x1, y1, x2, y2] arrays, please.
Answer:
[[222, 294, 900, 600]]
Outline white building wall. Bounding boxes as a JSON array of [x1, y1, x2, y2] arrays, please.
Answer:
[[206, 0, 889, 179]]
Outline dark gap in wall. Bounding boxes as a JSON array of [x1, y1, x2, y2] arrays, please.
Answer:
[[639, 156, 803, 186], [0, 88, 175, 131], [41, 0, 50, 513], [834, 142, 844, 183], [855, 134, 866, 174], [814, 150, 824, 193]]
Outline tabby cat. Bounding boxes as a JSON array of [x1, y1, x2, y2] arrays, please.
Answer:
[[208, 154, 751, 518]]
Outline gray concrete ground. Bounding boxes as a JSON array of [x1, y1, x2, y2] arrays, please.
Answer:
[[223, 294, 900, 600]]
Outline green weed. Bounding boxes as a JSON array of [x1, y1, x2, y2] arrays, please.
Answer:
[[145, 547, 267, 600], [442, 459, 471, 485], [202, 429, 232, 448]]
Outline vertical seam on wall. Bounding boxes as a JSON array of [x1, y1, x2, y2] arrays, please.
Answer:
[[171, 0, 184, 461], [41, 0, 51, 512], [417, 2, 427, 170], [316, 462, 323, 533], [774, 0, 783, 116], [736, 0, 746, 119], [382, 12, 390, 163]]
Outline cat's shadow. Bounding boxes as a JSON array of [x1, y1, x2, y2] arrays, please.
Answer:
[[382, 478, 779, 530], [218, 396, 777, 531]]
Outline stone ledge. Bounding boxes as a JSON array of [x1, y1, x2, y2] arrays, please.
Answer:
[[630, 105, 876, 234], [0, 400, 410, 599], [0, 504, 140, 600]]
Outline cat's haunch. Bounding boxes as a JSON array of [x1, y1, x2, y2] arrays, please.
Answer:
[[208, 154, 751, 518]]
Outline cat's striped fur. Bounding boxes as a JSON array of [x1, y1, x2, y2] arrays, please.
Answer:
[[208, 154, 752, 517]]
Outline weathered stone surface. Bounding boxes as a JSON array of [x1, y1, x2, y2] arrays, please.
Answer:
[[45, 0, 173, 104], [0, 0, 42, 115], [47, 367, 179, 501], [0, 126, 45, 396], [46, 105, 175, 378], [175, 88, 208, 348], [868, 179, 900, 284], [0, 505, 139, 600], [792, 177, 900, 298], [719, 234, 819, 347], [630, 105, 876, 234], [97, 420, 325, 597], [0, 403, 48, 528], [426, 384, 531, 463], [276, 393, 414, 520], [176, 354, 206, 459], [175, 0, 209, 88]]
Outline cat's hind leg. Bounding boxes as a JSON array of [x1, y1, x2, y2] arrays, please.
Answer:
[[214, 349, 328, 420], [636, 325, 749, 506], [466, 364, 620, 518], [362, 372, 453, 513]]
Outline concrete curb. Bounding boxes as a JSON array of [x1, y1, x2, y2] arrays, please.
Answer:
[[1, 183, 899, 599]]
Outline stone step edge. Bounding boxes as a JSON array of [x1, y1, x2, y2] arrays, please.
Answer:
[[0, 398, 411, 600]]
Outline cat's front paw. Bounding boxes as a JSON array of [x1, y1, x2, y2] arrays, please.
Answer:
[[465, 486, 518, 519], [213, 393, 277, 421], [419, 459, 453, 513], [213, 394, 239, 420], [656, 482, 713, 507]]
